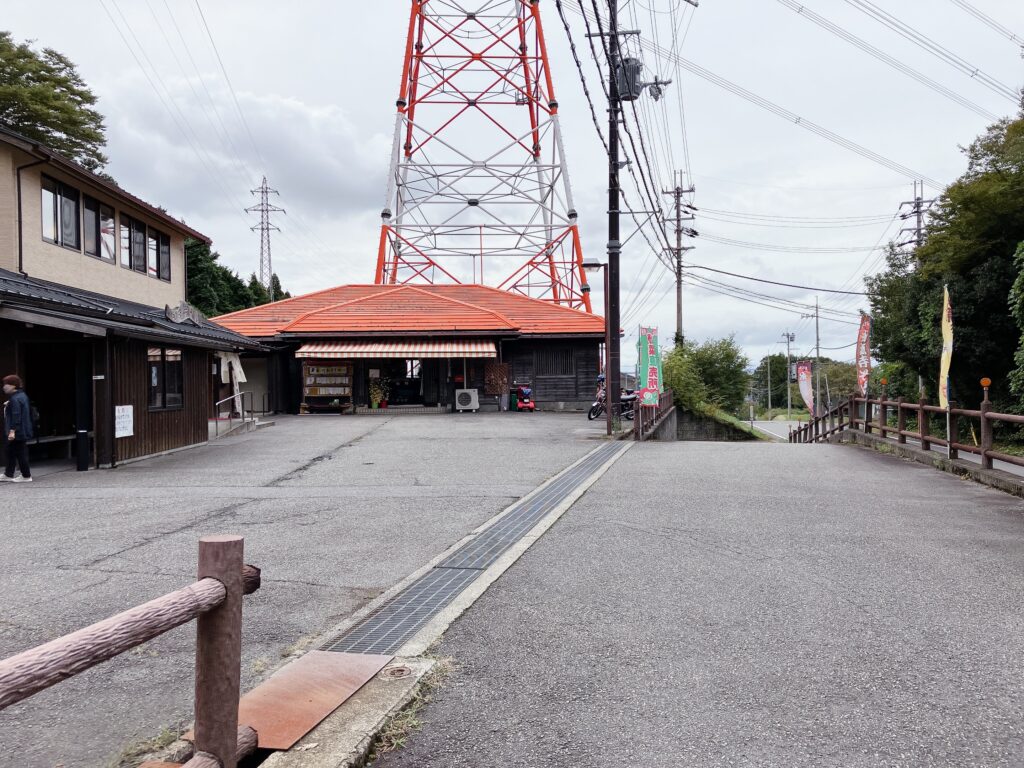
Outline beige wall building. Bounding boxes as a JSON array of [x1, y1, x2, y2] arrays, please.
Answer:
[[0, 127, 207, 307]]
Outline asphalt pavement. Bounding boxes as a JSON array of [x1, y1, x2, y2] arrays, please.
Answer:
[[0, 413, 603, 768], [373, 441, 1024, 768]]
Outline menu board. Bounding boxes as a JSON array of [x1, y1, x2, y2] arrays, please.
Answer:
[[303, 362, 353, 403]]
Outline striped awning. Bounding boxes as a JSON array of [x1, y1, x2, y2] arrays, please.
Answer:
[[295, 340, 497, 359]]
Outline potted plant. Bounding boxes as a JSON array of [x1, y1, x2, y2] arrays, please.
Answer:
[[369, 379, 390, 409]]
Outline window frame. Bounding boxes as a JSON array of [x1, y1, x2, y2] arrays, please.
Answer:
[[536, 348, 576, 377], [147, 346, 185, 412], [83, 195, 116, 262], [40, 174, 81, 252], [154, 229, 171, 282]]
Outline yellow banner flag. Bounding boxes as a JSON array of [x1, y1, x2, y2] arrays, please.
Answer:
[[939, 285, 953, 408]]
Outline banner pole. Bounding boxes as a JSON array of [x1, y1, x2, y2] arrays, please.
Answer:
[[947, 407, 953, 460]]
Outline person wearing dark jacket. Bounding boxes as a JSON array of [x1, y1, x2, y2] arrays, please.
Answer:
[[3, 374, 33, 482]]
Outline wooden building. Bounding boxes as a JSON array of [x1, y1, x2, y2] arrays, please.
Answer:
[[215, 284, 606, 413], [0, 127, 260, 467]]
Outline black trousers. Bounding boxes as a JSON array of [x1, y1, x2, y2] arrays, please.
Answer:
[[5, 439, 30, 478]]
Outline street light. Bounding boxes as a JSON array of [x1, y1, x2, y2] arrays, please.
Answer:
[[583, 261, 611, 437]]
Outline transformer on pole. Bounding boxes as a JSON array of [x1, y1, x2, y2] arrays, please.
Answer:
[[375, 0, 592, 312]]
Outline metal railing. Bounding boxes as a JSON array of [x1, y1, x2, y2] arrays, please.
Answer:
[[789, 382, 1024, 471], [0, 536, 261, 768], [635, 388, 675, 441], [214, 391, 256, 438]]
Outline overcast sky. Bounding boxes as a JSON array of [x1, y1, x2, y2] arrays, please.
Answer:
[[5, 0, 1023, 368]]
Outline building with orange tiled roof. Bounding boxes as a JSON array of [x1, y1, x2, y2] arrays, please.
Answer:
[[215, 284, 606, 413]]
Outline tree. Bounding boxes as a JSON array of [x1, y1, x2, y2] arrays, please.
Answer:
[[868, 114, 1024, 409], [0, 32, 108, 171], [248, 274, 270, 306], [663, 343, 707, 410], [186, 238, 294, 317], [269, 273, 290, 301], [751, 353, 789, 410], [689, 336, 750, 412]]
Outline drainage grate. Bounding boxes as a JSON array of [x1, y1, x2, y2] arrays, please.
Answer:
[[435, 442, 623, 570], [321, 441, 624, 655], [321, 567, 480, 654]]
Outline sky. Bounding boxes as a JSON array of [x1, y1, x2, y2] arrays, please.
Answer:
[[4, 0, 1023, 369]]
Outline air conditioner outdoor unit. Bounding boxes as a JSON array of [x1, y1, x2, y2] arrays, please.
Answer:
[[455, 388, 479, 413]]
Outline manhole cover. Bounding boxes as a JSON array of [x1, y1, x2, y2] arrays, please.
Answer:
[[380, 665, 413, 680]]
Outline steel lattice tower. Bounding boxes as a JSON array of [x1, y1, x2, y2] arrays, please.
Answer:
[[375, 0, 592, 312], [246, 176, 285, 298]]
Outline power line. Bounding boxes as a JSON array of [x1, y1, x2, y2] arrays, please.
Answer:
[[775, 0, 1000, 120], [948, 0, 1024, 48], [569, 3, 944, 188], [683, 264, 873, 295], [842, 0, 1019, 102], [192, 1, 267, 167]]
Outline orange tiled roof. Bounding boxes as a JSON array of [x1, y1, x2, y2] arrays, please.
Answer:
[[214, 283, 605, 338]]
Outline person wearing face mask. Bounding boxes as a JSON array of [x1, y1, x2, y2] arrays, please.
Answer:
[[2, 374, 33, 483]]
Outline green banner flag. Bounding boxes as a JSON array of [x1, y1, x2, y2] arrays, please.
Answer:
[[637, 326, 663, 406]]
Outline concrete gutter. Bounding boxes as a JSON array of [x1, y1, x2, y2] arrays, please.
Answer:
[[833, 429, 1024, 498]]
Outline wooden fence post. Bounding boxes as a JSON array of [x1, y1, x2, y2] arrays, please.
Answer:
[[878, 385, 888, 438], [194, 535, 244, 768], [897, 397, 906, 444], [864, 396, 873, 434], [948, 400, 959, 460], [980, 382, 993, 469], [919, 397, 930, 452]]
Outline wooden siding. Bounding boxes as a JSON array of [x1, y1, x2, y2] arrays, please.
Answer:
[[501, 339, 600, 405], [112, 339, 208, 462]]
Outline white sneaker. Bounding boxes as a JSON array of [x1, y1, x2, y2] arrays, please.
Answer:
[[12, 476, 32, 483], [0, 474, 14, 482]]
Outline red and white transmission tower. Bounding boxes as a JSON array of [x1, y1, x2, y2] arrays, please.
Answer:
[[374, 0, 592, 312]]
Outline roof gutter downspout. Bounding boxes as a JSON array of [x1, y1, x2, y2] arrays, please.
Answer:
[[16, 156, 49, 276]]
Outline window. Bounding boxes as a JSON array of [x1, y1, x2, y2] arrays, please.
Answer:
[[147, 232, 158, 277], [40, 175, 80, 249], [83, 197, 116, 261], [536, 348, 575, 376], [153, 230, 171, 281], [120, 218, 131, 268], [121, 214, 147, 273], [148, 347, 184, 410]]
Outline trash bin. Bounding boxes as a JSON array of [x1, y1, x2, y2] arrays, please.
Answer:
[[76, 430, 89, 471], [509, 387, 518, 411]]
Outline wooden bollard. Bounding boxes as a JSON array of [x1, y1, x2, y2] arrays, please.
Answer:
[[194, 536, 244, 768]]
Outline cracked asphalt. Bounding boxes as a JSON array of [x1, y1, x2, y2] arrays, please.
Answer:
[[372, 441, 1024, 768], [0, 413, 601, 767]]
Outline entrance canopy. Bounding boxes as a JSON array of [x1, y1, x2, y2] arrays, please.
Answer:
[[295, 340, 497, 359]]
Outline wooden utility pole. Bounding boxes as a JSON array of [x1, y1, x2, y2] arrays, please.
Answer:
[[662, 171, 694, 344]]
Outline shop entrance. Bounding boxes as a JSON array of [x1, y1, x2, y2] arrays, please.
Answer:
[[21, 341, 93, 460], [368, 359, 424, 408]]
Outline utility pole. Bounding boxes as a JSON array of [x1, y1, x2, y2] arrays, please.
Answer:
[[246, 176, 285, 300], [781, 331, 795, 420], [815, 297, 822, 417], [662, 170, 695, 344], [766, 352, 772, 416], [898, 180, 933, 396], [606, 0, 623, 429], [898, 180, 935, 251]]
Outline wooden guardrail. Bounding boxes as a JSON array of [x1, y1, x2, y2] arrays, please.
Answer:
[[788, 380, 1023, 472], [0, 535, 261, 768], [635, 388, 675, 441]]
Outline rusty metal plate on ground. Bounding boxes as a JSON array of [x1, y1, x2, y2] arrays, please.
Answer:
[[237, 650, 392, 750]]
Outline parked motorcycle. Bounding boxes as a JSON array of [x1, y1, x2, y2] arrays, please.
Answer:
[[588, 387, 636, 421]]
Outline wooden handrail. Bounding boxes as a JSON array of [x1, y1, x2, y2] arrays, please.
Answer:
[[0, 538, 261, 768]]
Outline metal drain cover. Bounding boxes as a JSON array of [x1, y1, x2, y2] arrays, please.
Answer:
[[380, 664, 413, 680]]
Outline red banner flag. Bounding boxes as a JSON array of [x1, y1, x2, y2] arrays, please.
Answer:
[[797, 360, 815, 417], [856, 314, 872, 395]]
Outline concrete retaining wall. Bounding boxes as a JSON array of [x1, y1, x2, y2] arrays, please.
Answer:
[[677, 408, 758, 442]]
